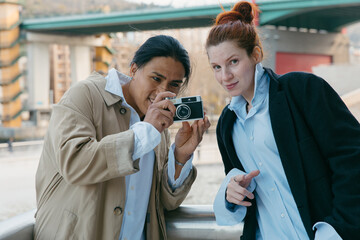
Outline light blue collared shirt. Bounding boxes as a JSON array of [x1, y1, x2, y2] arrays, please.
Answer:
[[213, 63, 341, 240], [104, 68, 193, 240]]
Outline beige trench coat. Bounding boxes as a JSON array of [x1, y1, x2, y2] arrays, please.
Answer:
[[34, 72, 197, 240]]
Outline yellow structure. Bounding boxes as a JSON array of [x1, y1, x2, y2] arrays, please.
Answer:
[[94, 34, 116, 74], [0, 0, 22, 127]]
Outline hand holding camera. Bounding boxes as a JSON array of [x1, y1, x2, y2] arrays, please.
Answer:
[[174, 110, 211, 179], [143, 91, 176, 133], [144, 92, 210, 178], [172, 96, 210, 174], [144, 92, 206, 133]]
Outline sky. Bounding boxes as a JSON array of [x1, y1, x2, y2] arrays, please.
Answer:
[[130, 0, 239, 8]]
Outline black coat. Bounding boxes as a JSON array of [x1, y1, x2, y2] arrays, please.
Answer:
[[216, 68, 360, 240]]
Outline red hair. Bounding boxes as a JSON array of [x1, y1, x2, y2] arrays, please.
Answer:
[[206, 1, 263, 58]]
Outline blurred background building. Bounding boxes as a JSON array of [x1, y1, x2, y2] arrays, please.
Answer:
[[50, 44, 72, 104]]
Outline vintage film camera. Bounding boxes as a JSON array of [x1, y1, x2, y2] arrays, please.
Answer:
[[167, 96, 204, 122]]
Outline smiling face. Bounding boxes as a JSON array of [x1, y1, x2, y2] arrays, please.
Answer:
[[123, 56, 185, 118], [207, 40, 260, 102]]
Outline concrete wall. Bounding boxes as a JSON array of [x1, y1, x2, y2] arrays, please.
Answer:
[[260, 28, 350, 70], [312, 64, 360, 96]]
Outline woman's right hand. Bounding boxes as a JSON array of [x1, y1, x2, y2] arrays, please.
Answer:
[[143, 91, 177, 133], [226, 170, 260, 207]]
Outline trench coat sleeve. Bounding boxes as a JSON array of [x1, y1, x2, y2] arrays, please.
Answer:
[[159, 130, 197, 210], [289, 74, 360, 238], [47, 81, 139, 185]]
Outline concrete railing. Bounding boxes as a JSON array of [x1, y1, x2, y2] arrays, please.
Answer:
[[0, 209, 35, 240], [166, 205, 243, 240], [0, 205, 243, 240]]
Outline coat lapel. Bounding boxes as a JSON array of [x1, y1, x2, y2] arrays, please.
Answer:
[[267, 69, 313, 237], [222, 108, 246, 172]]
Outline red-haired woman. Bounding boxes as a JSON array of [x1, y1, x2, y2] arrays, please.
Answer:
[[206, 1, 360, 240]]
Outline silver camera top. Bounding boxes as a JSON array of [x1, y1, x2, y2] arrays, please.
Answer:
[[168, 96, 204, 122], [165, 97, 176, 100]]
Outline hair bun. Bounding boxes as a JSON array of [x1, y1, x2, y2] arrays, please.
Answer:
[[215, 1, 256, 25]]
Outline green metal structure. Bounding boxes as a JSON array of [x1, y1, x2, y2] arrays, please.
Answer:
[[21, 0, 360, 35], [260, 0, 360, 32], [21, 4, 234, 35]]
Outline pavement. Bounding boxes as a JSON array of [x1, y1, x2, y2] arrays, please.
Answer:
[[0, 130, 226, 221]]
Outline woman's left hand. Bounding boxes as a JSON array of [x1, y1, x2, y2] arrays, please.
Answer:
[[174, 116, 211, 165]]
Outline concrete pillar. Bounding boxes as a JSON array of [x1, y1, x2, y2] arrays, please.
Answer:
[[26, 42, 50, 110], [70, 45, 92, 84], [26, 32, 104, 93]]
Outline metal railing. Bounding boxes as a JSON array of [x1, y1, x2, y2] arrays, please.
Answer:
[[0, 205, 243, 240]]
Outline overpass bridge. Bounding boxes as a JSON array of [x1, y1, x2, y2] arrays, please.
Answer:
[[1, 0, 360, 139], [21, 0, 360, 34]]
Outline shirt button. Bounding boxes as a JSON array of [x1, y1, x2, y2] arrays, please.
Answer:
[[131, 186, 134, 190], [259, 162, 263, 166], [249, 136, 254, 141], [127, 211, 131, 216], [119, 107, 127, 115], [113, 206, 122, 216], [124, 238, 128, 240], [280, 213, 285, 218], [271, 188, 275, 192]]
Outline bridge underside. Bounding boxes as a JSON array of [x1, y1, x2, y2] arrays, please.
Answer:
[[21, 1, 360, 35], [22, 18, 216, 35], [21, 5, 229, 35], [261, 4, 360, 32]]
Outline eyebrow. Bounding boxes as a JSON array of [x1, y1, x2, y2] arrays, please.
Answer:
[[172, 80, 184, 85], [153, 72, 183, 83], [226, 54, 237, 62], [153, 72, 166, 79], [210, 54, 238, 65]]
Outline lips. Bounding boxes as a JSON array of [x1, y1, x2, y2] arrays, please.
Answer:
[[225, 82, 238, 90]]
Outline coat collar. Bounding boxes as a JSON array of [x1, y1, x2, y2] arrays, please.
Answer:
[[221, 106, 245, 172], [88, 71, 123, 107]]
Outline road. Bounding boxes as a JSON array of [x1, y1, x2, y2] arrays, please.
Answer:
[[0, 131, 226, 221]]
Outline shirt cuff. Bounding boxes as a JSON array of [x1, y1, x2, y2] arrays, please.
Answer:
[[213, 168, 254, 225], [130, 121, 161, 160], [313, 222, 342, 240], [167, 143, 193, 190]]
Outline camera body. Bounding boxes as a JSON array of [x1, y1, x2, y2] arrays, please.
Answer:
[[169, 96, 204, 122]]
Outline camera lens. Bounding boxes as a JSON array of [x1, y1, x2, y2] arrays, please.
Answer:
[[176, 104, 191, 120]]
